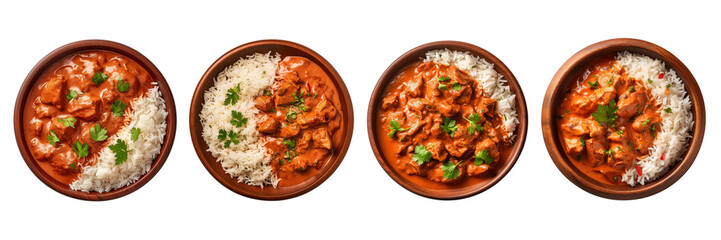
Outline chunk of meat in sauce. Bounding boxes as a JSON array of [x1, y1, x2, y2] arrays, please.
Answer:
[[39, 76, 66, 108], [381, 94, 398, 110], [311, 129, 332, 150], [254, 95, 274, 112], [35, 101, 58, 119], [67, 94, 101, 121], [49, 115, 76, 140], [617, 91, 648, 118], [257, 115, 279, 134]]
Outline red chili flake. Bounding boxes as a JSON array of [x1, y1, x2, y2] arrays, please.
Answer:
[[658, 73, 665, 79], [661, 153, 666, 161], [635, 165, 643, 175]]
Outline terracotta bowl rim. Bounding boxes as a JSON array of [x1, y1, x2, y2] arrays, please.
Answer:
[[367, 40, 528, 200], [14, 39, 177, 201], [189, 39, 354, 200], [541, 38, 706, 200]]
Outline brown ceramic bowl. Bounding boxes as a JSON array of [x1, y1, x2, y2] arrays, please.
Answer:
[[190, 39, 353, 200], [542, 38, 705, 200], [368, 41, 528, 200], [14, 40, 177, 201]]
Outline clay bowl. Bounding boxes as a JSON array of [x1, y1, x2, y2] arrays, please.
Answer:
[[14, 40, 177, 201], [542, 38, 705, 200], [190, 39, 353, 200], [368, 41, 528, 200]]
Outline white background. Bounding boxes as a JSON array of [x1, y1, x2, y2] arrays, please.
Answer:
[[1, 0, 718, 239]]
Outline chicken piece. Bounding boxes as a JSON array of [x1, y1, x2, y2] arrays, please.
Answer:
[[631, 111, 659, 132], [595, 87, 616, 105], [584, 138, 606, 166], [475, 138, 500, 161], [406, 76, 424, 98], [34, 102, 58, 119], [445, 139, 470, 158], [477, 97, 496, 116], [296, 132, 312, 152], [617, 91, 648, 118], [400, 158, 422, 175], [395, 142, 411, 156], [257, 116, 279, 134], [407, 98, 426, 113], [100, 88, 118, 104], [49, 115, 76, 140], [49, 147, 79, 174], [315, 99, 337, 120], [449, 65, 474, 85], [563, 136, 585, 156], [311, 129, 332, 150], [467, 163, 490, 176], [254, 95, 274, 112], [67, 94, 101, 121], [381, 94, 398, 110], [274, 81, 299, 106], [609, 143, 633, 170], [607, 127, 627, 142], [283, 71, 301, 84], [278, 123, 300, 138], [29, 138, 54, 161], [39, 76, 66, 108], [436, 100, 459, 117], [296, 112, 325, 128], [424, 141, 448, 161], [427, 159, 465, 183], [429, 115, 444, 137], [568, 94, 597, 116], [629, 130, 654, 155], [29, 117, 45, 137], [560, 116, 591, 136]]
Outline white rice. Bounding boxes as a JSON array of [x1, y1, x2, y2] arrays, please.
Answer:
[[199, 52, 280, 187], [616, 51, 693, 186], [70, 86, 168, 192], [424, 49, 518, 140]]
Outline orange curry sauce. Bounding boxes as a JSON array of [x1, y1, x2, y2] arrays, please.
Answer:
[[375, 61, 512, 189], [254, 56, 343, 187], [556, 55, 661, 185], [23, 50, 154, 185]]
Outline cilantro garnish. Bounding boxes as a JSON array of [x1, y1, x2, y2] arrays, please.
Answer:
[[473, 149, 494, 166], [580, 138, 586, 147], [463, 113, 484, 135], [109, 139, 130, 165], [117, 78, 130, 93], [440, 117, 458, 137], [110, 100, 126, 117], [387, 119, 409, 138], [218, 129, 240, 148], [224, 84, 241, 106], [441, 160, 462, 180], [438, 83, 448, 90], [664, 108, 672, 113], [66, 90, 78, 101], [438, 76, 451, 82], [412, 145, 432, 165], [47, 130, 60, 145], [130, 127, 141, 142], [58, 117, 76, 128], [588, 80, 600, 89], [452, 83, 461, 91], [286, 109, 298, 122], [72, 141, 89, 159], [89, 123, 108, 142], [92, 72, 108, 85], [230, 110, 248, 128], [591, 99, 618, 126]]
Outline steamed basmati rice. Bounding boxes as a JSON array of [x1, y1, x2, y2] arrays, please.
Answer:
[[424, 49, 519, 140]]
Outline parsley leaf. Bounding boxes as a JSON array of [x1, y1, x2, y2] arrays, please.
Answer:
[[89, 123, 108, 142], [92, 72, 108, 85], [225, 130, 240, 148], [66, 90, 78, 101], [452, 83, 461, 91], [286, 109, 298, 122], [130, 127, 141, 142], [117, 78, 130, 92], [263, 89, 272, 96], [108, 139, 130, 165], [591, 99, 618, 126], [664, 108, 672, 113], [473, 149, 494, 166], [282, 138, 296, 150], [47, 130, 60, 145], [230, 111, 248, 128], [412, 145, 432, 165], [438, 76, 451, 82], [111, 100, 127, 117], [463, 113, 484, 135], [588, 80, 599, 89], [580, 138, 586, 147], [224, 84, 241, 106], [72, 141, 89, 159], [218, 129, 228, 140], [440, 117, 458, 137], [441, 160, 462, 180], [629, 86, 636, 92], [387, 119, 409, 138], [58, 117, 76, 128], [438, 83, 448, 90]]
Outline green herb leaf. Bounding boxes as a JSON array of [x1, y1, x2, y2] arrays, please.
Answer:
[[647, 79, 653, 84], [286, 109, 298, 122], [387, 119, 409, 138], [282, 138, 297, 150], [412, 145, 432, 165], [665, 84, 671, 89], [69, 163, 76, 170], [438, 82, 448, 90], [230, 110, 248, 128], [130, 127, 141, 142], [221, 130, 241, 148], [664, 108, 672, 113], [108, 139, 130, 165], [629, 86, 636, 92], [218, 129, 228, 141], [438, 76, 451, 82], [473, 149, 494, 166], [66, 90, 78, 101], [92, 72, 108, 85], [441, 160, 462, 180], [463, 113, 484, 135], [117, 78, 130, 92], [591, 99, 618, 126], [452, 83, 461, 91], [641, 119, 650, 127], [440, 117, 458, 137], [580, 138, 586, 147], [72, 141, 89, 159], [263, 89, 272, 96], [47, 130, 60, 145], [89, 124, 108, 142], [58, 118, 76, 128], [224, 84, 241, 106], [588, 80, 599, 89], [110, 100, 127, 117]]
